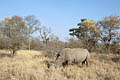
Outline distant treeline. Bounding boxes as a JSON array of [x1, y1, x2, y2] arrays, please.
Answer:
[[0, 15, 120, 57]]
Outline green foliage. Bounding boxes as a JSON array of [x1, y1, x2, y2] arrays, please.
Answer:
[[69, 16, 120, 53], [69, 19, 99, 52], [99, 16, 120, 53]]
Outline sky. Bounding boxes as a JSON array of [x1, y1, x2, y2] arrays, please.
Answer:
[[0, 0, 120, 41]]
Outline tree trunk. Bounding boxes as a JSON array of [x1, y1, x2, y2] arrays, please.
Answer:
[[12, 49, 16, 57], [105, 43, 110, 54]]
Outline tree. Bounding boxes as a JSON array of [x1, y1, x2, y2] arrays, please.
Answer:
[[0, 16, 28, 56], [99, 16, 120, 53], [24, 15, 40, 50], [69, 19, 99, 52], [39, 26, 51, 44], [110, 36, 120, 53]]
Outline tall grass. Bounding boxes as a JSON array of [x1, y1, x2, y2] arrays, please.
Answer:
[[0, 50, 120, 80]]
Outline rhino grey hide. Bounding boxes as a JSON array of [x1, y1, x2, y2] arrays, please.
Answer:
[[55, 48, 90, 67]]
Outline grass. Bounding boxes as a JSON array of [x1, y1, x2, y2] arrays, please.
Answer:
[[0, 50, 120, 80]]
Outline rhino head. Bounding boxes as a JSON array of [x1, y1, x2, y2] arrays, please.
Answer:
[[54, 53, 64, 68], [55, 52, 68, 68]]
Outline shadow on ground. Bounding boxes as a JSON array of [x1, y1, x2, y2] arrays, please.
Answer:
[[111, 57, 120, 63], [0, 53, 11, 58]]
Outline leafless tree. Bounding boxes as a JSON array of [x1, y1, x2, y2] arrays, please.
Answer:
[[39, 26, 51, 44]]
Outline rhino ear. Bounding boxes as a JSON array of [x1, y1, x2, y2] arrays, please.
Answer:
[[57, 53, 60, 57], [55, 53, 60, 61]]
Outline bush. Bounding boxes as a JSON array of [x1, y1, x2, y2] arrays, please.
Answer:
[[42, 38, 65, 59]]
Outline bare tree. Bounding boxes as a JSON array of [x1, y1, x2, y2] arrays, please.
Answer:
[[39, 26, 51, 44]]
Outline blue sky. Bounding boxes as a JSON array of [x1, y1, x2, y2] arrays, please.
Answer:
[[0, 0, 120, 41]]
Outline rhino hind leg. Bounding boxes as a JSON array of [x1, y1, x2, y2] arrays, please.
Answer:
[[82, 60, 86, 65], [86, 60, 88, 66], [82, 57, 88, 66]]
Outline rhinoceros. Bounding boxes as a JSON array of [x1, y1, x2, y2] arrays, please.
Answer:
[[55, 48, 90, 67]]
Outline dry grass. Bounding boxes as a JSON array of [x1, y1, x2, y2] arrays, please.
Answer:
[[0, 50, 120, 80]]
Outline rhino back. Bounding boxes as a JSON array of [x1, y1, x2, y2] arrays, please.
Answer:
[[65, 48, 89, 63], [55, 48, 90, 66]]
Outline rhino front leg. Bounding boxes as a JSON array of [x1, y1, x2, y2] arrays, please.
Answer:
[[62, 60, 68, 67]]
